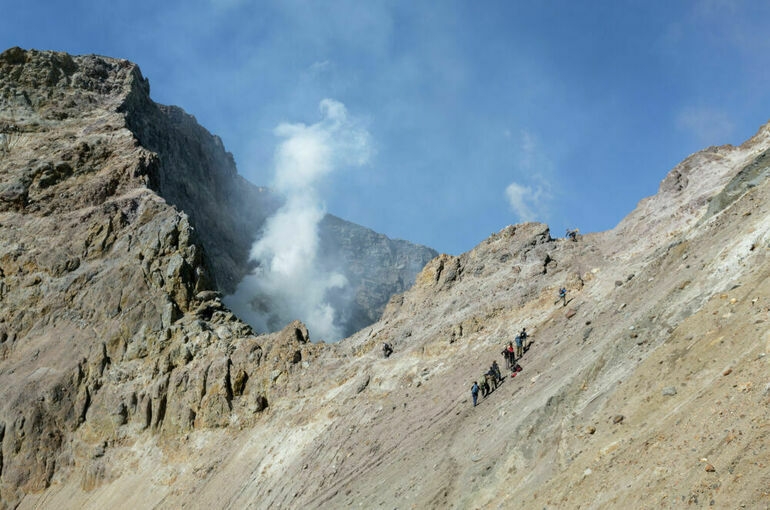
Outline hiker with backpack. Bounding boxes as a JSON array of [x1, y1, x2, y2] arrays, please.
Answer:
[[515, 334, 524, 359], [491, 360, 502, 383], [566, 228, 579, 241], [480, 371, 490, 397], [557, 288, 567, 307], [486, 367, 498, 392], [519, 327, 528, 352]]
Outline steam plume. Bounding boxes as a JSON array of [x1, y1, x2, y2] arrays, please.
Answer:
[[225, 99, 371, 341]]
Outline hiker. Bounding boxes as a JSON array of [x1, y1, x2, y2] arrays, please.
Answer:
[[520, 327, 528, 351], [558, 288, 567, 307], [486, 368, 497, 392], [491, 360, 502, 383], [515, 334, 524, 359], [566, 228, 579, 242], [471, 381, 479, 407], [382, 342, 393, 358], [501, 343, 513, 371], [506, 342, 516, 371], [480, 371, 490, 397]]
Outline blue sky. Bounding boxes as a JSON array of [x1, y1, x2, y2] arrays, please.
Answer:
[[3, 0, 770, 254]]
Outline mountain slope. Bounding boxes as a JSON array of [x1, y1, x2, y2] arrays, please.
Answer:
[[148, 125, 767, 510], [1, 47, 769, 510]]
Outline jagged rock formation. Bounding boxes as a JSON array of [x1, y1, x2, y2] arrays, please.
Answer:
[[0, 47, 431, 508], [0, 47, 307, 507], [2, 47, 769, 510], [108, 51, 436, 333], [0, 46, 434, 336]]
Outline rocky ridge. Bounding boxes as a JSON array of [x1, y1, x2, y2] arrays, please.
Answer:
[[117, 85, 436, 334], [0, 47, 430, 508], [1, 48, 769, 509]]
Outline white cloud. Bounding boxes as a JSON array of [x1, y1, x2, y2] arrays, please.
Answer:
[[225, 99, 372, 342], [505, 181, 549, 222], [675, 107, 735, 146], [308, 60, 331, 74], [504, 130, 552, 223]]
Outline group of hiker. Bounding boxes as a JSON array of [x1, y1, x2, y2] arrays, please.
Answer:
[[383, 227, 580, 409], [470, 360, 503, 405], [470, 278, 574, 406], [471, 327, 528, 406]]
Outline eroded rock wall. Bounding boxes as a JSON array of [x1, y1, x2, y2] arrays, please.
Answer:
[[0, 47, 435, 508], [0, 48, 317, 508]]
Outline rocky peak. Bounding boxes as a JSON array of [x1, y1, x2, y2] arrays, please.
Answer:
[[0, 48, 435, 507]]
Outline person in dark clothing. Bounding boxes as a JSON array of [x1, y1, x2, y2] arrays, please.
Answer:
[[471, 381, 479, 407], [519, 327, 529, 352], [486, 369, 497, 391], [382, 342, 393, 358], [501, 344, 511, 371], [491, 361, 502, 383], [505, 342, 515, 371]]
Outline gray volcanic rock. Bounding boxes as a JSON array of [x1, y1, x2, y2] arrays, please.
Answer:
[[123, 95, 281, 294], [319, 214, 437, 337]]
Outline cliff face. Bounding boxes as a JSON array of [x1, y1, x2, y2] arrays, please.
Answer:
[[117, 76, 436, 335], [319, 214, 439, 337], [2, 47, 769, 510], [0, 47, 432, 508], [0, 47, 286, 507]]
